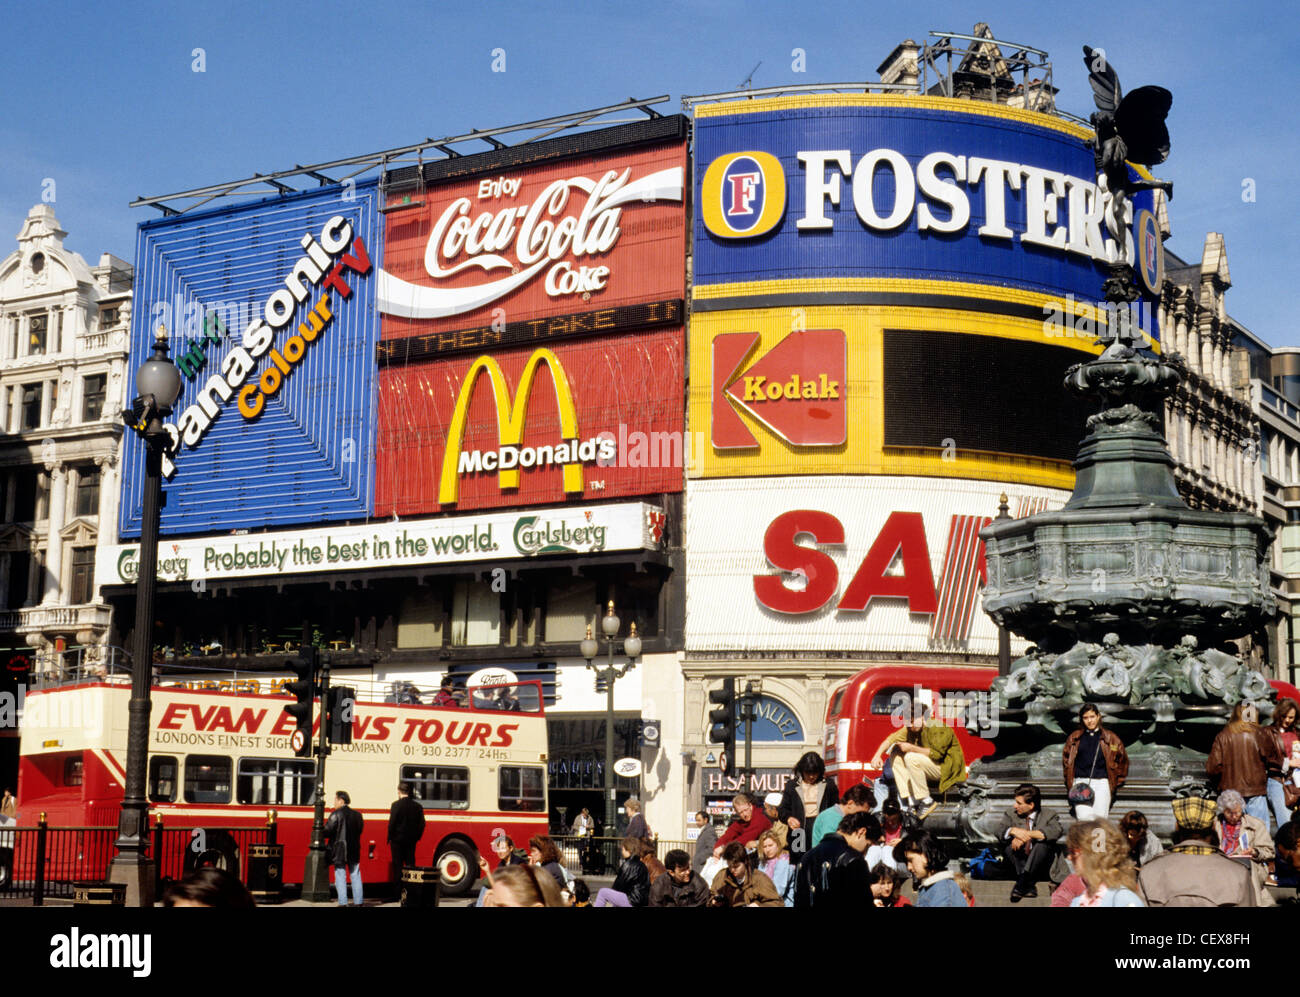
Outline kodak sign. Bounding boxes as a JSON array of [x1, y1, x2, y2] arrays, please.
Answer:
[[712, 329, 846, 449]]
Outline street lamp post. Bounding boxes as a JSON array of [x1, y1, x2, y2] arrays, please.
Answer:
[[580, 601, 641, 837], [108, 327, 182, 907]]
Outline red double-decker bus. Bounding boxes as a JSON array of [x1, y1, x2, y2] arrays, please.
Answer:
[[16, 676, 548, 896]]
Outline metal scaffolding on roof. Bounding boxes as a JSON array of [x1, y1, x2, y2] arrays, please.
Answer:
[[130, 95, 672, 216]]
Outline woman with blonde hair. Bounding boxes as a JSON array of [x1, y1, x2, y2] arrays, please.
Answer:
[[483, 864, 567, 906], [756, 829, 794, 906], [1068, 819, 1145, 907]]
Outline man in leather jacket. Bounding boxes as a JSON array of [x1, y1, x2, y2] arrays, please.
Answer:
[[650, 849, 710, 907], [324, 790, 365, 906]]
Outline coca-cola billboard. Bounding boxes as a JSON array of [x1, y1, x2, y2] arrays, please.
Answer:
[[376, 141, 687, 335]]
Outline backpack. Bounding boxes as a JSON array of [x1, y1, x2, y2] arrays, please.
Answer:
[[966, 847, 1002, 879]]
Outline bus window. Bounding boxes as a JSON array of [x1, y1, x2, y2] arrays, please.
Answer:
[[499, 765, 545, 812], [184, 756, 232, 804], [828, 686, 847, 718], [236, 758, 314, 806], [400, 765, 470, 810], [870, 688, 910, 715], [149, 756, 178, 803], [63, 756, 84, 787]]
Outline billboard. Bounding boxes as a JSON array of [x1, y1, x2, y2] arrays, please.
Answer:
[[688, 304, 1092, 486], [377, 141, 686, 331], [685, 476, 1066, 654], [121, 184, 383, 537], [374, 136, 688, 515], [120, 121, 688, 536], [98, 500, 664, 588], [692, 95, 1159, 336], [375, 330, 683, 515]]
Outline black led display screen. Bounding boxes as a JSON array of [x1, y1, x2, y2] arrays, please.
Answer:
[[882, 330, 1106, 462]]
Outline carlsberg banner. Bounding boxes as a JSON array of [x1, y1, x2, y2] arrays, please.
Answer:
[[97, 502, 662, 587]]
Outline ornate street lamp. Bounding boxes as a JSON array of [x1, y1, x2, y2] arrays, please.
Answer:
[[580, 601, 640, 838], [108, 326, 182, 906]]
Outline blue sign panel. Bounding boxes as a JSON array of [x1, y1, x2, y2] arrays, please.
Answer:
[[120, 183, 383, 537], [749, 695, 804, 742], [693, 98, 1158, 332]]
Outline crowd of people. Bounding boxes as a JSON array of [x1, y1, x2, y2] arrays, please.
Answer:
[[468, 696, 1300, 907], [156, 693, 1300, 907]]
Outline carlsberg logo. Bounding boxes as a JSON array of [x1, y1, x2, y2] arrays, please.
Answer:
[[513, 516, 608, 555]]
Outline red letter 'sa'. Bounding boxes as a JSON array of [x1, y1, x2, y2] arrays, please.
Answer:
[[753, 510, 844, 614], [838, 511, 938, 613]]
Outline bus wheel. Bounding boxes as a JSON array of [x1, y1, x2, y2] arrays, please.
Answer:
[[435, 841, 476, 897], [184, 829, 239, 877], [0, 850, 11, 889]]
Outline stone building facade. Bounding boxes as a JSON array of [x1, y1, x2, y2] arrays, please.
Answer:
[[0, 205, 132, 682], [1161, 232, 1259, 515]]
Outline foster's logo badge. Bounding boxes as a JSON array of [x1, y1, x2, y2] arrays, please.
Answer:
[[701, 151, 786, 239]]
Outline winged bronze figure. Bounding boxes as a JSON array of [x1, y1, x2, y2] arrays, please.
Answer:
[[1082, 45, 1173, 202]]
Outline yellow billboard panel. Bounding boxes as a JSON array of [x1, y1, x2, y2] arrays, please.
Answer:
[[688, 289, 1101, 489]]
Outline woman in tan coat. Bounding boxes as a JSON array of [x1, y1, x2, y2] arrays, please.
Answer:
[[1213, 789, 1275, 907]]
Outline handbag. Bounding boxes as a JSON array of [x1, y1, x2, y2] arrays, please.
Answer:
[[1068, 781, 1095, 807], [1283, 780, 1300, 809], [1068, 734, 1104, 808]]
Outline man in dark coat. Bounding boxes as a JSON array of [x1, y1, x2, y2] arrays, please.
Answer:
[[387, 781, 426, 894], [793, 811, 877, 907], [993, 782, 1063, 902], [324, 790, 365, 906]]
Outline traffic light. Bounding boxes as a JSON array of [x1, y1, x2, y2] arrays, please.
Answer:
[[708, 678, 736, 778], [283, 647, 319, 758], [327, 686, 355, 745]]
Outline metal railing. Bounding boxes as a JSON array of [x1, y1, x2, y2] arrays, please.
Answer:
[[551, 835, 694, 877], [151, 820, 276, 888], [0, 821, 119, 903], [0, 814, 277, 905]]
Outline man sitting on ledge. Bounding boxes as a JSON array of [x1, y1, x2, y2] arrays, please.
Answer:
[[993, 782, 1062, 903], [866, 703, 966, 820]]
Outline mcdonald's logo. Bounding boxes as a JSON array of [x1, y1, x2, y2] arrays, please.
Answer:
[[438, 348, 615, 505]]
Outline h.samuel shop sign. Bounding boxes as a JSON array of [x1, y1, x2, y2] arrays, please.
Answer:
[[98, 501, 663, 587]]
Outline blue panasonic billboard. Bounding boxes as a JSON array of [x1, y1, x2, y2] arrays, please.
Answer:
[[693, 96, 1161, 326], [120, 182, 383, 537]]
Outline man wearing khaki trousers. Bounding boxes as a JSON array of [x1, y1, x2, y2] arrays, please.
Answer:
[[867, 705, 967, 820]]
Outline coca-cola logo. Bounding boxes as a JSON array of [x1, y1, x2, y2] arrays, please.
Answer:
[[377, 166, 682, 319]]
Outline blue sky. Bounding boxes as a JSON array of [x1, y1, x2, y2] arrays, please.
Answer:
[[2, 0, 1295, 342]]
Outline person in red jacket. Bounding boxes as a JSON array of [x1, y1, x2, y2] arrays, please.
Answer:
[[712, 792, 772, 858]]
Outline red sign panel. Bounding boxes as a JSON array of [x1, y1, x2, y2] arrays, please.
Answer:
[[712, 329, 846, 448], [377, 142, 687, 337], [374, 329, 684, 515]]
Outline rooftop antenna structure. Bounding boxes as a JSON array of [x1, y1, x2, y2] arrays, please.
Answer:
[[738, 61, 762, 89]]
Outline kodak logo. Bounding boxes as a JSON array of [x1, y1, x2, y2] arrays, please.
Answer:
[[712, 329, 847, 449], [742, 373, 840, 401]]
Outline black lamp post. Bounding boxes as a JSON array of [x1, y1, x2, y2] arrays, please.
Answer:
[[108, 326, 182, 906], [580, 601, 641, 837]]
